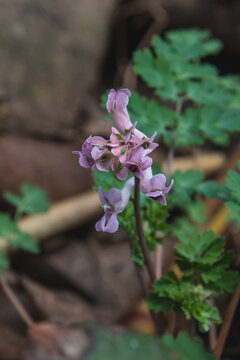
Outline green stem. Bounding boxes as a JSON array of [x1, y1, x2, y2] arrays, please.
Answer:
[[133, 177, 162, 334]]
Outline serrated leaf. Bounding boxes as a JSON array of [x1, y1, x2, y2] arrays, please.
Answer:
[[170, 170, 204, 207], [175, 108, 204, 147], [127, 92, 175, 142], [20, 183, 50, 214], [0, 213, 39, 253], [165, 28, 222, 60], [147, 293, 172, 312], [4, 183, 50, 215]]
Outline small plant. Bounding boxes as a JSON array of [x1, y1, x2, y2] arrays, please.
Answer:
[[73, 28, 240, 358], [0, 183, 50, 273]]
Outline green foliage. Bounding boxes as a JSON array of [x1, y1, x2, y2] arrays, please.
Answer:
[[224, 161, 240, 226], [127, 91, 175, 143], [0, 214, 39, 253], [0, 183, 50, 275], [196, 180, 230, 201], [148, 271, 221, 332], [87, 326, 214, 360], [119, 198, 169, 265], [4, 183, 50, 216], [148, 229, 238, 332], [169, 169, 204, 207], [98, 29, 240, 334], [175, 230, 238, 294], [132, 29, 240, 147], [165, 28, 222, 60], [144, 200, 169, 251]]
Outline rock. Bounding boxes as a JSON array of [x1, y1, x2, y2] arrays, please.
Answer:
[[47, 236, 141, 324], [0, 135, 93, 203], [21, 276, 94, 324], [0, 0, 117, 138]]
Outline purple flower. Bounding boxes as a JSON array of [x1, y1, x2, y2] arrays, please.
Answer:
[[106, 89, 133, 133], [140, 168, 174, 205], [111, 158, 128, 180], [131, 132, 159, 155], [91, 146, 113, 172], [123, 146, 152, 179], [72, 136, 97, 170], [95, 177, 134, 233]]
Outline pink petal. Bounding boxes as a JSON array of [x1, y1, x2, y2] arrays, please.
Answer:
[[106, 89, 116, 113], [105, 188, 122, 207], [115, 89, 131, 111], [149, 174, 167, 190]]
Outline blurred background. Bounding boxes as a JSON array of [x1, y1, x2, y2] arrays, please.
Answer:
[[0, 0, 240, 358]]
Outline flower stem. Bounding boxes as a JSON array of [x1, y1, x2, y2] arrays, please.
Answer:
[[1, 274, 34, 327], [133, 177, 156, 284], [133, 177, 162, 334], [213, 281, 240, 359]]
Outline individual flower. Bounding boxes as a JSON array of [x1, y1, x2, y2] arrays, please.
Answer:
[[111, 157, 128, 180], [131, 132, 159, 155], [73, 136, 113, 172], [91, 146, 113, 172], [123, 146, 152, 179], [140, 168, 174, 205], [106, 88, 133, 133], [95, 177, 134, 233], [72, 136, 97, 170]]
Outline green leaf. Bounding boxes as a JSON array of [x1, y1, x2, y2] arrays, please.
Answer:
[[150, 271, 222, 332], [175, 108, 204, 147], [165, 28, 222, 60], [224, 163, 240, 226], [127, 92, 175, 142], [162, 333, 215, 360], [170, 170, 204, 207], [185, 201, 206, 223], [4, 183, 50, 215], [196, 181, 230, 201], [147, 293, 172, 312], [0, 213, 39, 253], [86, 326, 214, 360], [93, 170, 125, 193], [187, 81, 230, 108]]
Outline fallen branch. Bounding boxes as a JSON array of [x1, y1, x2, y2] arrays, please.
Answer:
[[0, 152, 226, 254]]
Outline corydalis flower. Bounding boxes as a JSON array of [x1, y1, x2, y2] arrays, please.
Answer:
[[140, 168, 174, 205], [123, 146, 153, 180], [95, 177, 134, 233], [72, 136, 96, 170], [73, 136, 113, 172], [107, 88, 132, 133]]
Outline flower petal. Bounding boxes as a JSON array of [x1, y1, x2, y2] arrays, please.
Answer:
[[106, 89, 116, 113], [115, 89, 131, 111], [95, 213, 119, 233]]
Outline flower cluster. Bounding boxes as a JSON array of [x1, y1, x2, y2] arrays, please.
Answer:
[[73, 88, 173, 232]]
